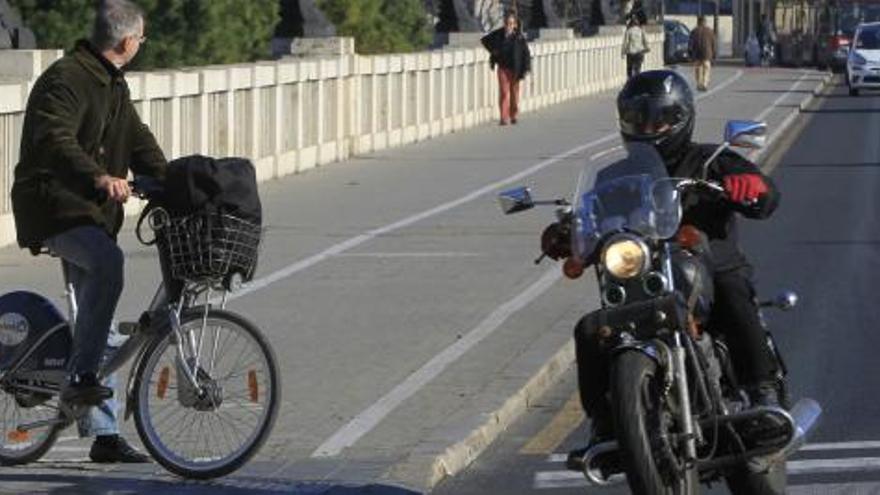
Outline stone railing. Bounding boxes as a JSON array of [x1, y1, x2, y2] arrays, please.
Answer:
[[0, 30, 663, 247]]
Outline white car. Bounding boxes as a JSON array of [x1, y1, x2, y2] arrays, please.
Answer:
[[846, 22, 880, 96]]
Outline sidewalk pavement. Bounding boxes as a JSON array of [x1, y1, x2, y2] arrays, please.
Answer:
[[0, 62, 830, 495]]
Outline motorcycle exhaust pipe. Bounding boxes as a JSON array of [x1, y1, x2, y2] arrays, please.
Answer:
[[749, 398, 822, 473], [582, 440, 626, 486]]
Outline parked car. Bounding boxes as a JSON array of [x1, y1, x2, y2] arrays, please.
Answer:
[[817, 2, 880, 72], [664, 19, 691, 65], [847, 22, 880, 95]]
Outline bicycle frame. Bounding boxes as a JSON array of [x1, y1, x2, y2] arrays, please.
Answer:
[[1, 249, 231, 433]]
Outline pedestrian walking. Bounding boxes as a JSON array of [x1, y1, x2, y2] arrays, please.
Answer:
[[689, 15, 716, 91], [621, 16, 650, 79], [481, 12, 531, 126]]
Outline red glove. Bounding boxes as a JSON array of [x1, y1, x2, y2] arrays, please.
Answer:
[[723, 174, 768, 203]]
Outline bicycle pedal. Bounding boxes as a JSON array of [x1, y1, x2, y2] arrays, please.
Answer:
[[118, 321, 139, 336]]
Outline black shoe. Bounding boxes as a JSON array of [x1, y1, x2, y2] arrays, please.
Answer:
[[743, 382, 788, 447], [61, 373, 113, 406], [89, 436, 151, 464], [748, 382, 782, 409]]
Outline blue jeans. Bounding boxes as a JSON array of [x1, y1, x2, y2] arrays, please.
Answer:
[[45, 225, 124, 437]]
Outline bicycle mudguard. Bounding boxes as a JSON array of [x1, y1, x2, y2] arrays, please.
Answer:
[[0, 291, 71, 375]]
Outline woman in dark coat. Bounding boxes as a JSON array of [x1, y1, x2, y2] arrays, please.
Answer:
[[481, 12, 531, 125]]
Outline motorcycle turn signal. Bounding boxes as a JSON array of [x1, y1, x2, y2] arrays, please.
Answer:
[[563, 257, 585, 279]]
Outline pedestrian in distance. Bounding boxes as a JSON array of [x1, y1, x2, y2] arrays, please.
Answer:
[[621, 15, 650, 79], [10, 0, 166, 464], [481, 11, 532, 126], [689, 15, 717, 91]]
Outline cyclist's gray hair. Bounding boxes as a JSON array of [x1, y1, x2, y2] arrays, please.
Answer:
[[91, 0, 145, 51]]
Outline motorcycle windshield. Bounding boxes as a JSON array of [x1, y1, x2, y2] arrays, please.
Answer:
[[572, 142, 683, 259]]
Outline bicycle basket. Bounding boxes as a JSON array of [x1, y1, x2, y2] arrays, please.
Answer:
[[156, 211, 261, 287]]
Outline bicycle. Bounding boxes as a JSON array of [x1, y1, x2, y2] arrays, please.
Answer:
[[0, 176, 279, 479]]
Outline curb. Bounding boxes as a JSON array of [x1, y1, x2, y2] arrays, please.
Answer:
[[408, 69, 833, 494], [425, 340, 575, 488], [752, 71, 833, 164], [382, 328, 577, 493]]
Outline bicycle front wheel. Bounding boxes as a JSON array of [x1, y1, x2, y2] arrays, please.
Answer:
[[132, 309, 279, 479]]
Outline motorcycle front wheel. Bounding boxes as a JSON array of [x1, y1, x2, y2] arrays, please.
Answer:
[[611, 351, 699, 495]]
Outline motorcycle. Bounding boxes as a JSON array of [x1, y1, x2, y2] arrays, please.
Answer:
[[498, 121, 821, 494]]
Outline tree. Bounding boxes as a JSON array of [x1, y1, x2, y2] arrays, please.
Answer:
[[318, 0, 431, 54], [8, 0, 279, 69], [8, 0, 93, 51]]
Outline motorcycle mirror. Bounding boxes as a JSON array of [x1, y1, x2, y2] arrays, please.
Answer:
[[725, 120, 768, 150], [760, 290, 798, 310], [774, 290, 798, 311], [498, 186, 535, 214]]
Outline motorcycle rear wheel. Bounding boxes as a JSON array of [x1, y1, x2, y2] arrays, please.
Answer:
[[611, 351, 699, 495]]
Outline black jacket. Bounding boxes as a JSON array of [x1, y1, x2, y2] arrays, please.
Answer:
[[481, 28, 531, 80], [12, 40, 167, 252], [668, 142, 780, 272]]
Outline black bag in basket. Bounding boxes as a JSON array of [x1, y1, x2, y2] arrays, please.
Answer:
[[161, 155, 262, 284], [163, 155, 262, 224]]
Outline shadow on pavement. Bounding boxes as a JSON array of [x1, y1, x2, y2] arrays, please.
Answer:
[[0, 471, 423, 495], [736, 89, 815, 94], [784, 162, 880, 169]]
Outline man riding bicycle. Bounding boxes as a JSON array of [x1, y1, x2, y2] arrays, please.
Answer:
[[11, 0, 165, 463]]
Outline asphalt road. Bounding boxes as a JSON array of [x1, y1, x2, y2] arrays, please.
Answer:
[[0, 65, 831, 494], [433, 79, 880, 494]]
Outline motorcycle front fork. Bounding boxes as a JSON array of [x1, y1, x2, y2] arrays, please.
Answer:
[[672, 332, 698, 462]]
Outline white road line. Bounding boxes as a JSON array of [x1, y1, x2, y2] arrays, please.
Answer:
[[47, 446, 89, 452], [225, 136, 612, 303], [788, 457, 880, 475], [308, 69, 751, 457], [546, 441, 880, 462], [311, 268, 562, 457], [755, 71, 810, 122], [789, 482, 880, 494], [334, 252, 484, 258], [802, 441, 880, 451], [534, 470, 588, 490], [226, 69, 745, 304]]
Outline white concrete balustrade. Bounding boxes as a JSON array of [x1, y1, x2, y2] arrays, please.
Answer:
[[0, 31, 662, 246]]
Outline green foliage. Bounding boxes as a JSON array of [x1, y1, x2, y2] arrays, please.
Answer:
[[318, 0, 431, 54], [8, 0, 279, 70], [8, 0, 93, 51]]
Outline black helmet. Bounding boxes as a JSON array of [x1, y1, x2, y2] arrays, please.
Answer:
[[617, 70, 695, 159]]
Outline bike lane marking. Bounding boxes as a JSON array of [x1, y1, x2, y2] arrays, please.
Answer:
[[311, 267, 562, 457], [519, 391, 584, 455], [223, 69, 745, 305], [309, 71, 750, 459]]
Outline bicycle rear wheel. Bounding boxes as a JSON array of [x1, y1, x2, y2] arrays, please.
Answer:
[[132, 309, 279, 479], [0, 382, 62, 465]]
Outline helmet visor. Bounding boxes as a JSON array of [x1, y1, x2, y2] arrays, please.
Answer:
[[618, 96, 690, 140]]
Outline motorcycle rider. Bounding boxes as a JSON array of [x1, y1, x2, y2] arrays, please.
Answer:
[[541, 70, 782, 471]]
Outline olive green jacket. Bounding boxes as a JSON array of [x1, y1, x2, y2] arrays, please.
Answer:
[[11, 40, 166, 252]]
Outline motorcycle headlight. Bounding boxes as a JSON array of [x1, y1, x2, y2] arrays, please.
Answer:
[[602, 235, 650, 280]]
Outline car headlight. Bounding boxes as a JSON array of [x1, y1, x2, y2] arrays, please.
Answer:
[[602, 235, 650, 279]]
